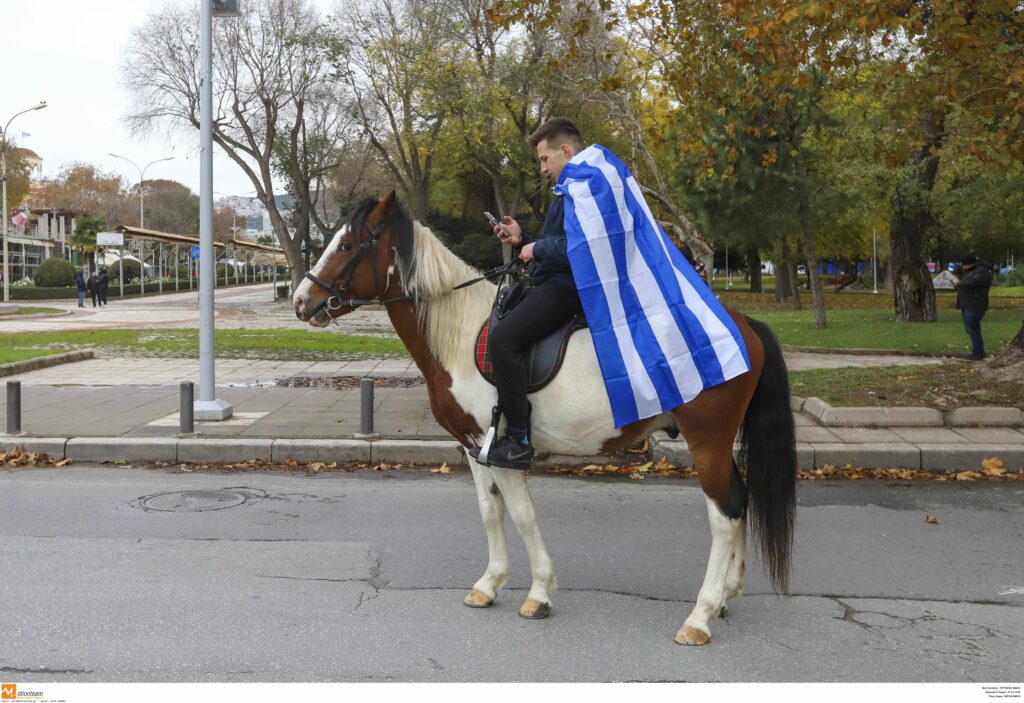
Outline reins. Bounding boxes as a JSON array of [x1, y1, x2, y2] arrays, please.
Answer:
[[304, 218, 523, 315]]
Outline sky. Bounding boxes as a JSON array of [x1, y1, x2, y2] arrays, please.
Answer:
[[3, 0, 327, 198]]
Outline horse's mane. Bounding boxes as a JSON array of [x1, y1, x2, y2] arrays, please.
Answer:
[[349, 197, 495, 375]]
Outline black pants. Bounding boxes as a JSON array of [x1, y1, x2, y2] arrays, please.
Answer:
[[489, 279, 582, 431]]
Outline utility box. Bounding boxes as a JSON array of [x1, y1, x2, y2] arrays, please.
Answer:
[[213, 0, 241, 17]]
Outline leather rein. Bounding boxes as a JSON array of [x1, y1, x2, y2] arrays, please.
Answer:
[[302, 217, 523, 315]]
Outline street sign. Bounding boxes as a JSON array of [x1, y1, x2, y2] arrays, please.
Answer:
[[190, 246, 201, 260], [96, 231, 124, 247]]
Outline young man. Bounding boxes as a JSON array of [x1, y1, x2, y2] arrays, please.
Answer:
[[478, 118, 585, 469], [954, 254, 993, 360]]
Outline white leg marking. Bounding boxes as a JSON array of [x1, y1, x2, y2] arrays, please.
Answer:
[[681, 495, 741, 640], [723, 514, 747, 603], [484, 465, 557, 608], [468, 454, 509, 600]]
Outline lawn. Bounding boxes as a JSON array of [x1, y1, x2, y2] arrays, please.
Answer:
[[716, 290, 1022, 355], [0, 329, 409, 363]]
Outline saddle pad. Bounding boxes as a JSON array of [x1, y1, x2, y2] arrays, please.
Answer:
[[475, 312, 588, 393]]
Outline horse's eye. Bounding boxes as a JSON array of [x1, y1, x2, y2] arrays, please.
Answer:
[[340, 242, 354, 253]]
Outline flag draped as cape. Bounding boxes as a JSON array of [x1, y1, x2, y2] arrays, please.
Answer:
[[558, 145, 751, 428]]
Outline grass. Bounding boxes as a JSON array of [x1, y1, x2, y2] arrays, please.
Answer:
[[716, 290, 1021, 355], [789, 363, 1023, 411], [0, 329, 409, 362]]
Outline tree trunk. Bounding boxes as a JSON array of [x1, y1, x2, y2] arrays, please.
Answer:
[[890, 110, 945, 323], [781, 237, 802, 311], [798, 196, 826, 329], [746, 246, 762, 293], [1009, 320, 1024, 351]]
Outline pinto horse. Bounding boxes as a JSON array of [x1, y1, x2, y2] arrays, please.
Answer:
[[293, 192, 797, 646]]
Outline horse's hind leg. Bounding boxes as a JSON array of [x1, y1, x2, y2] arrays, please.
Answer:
[[465, 455, 510, 608], [483, 465, 557, 619]]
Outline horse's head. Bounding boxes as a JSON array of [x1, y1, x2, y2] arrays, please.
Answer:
[[293, 191, 413, 327]]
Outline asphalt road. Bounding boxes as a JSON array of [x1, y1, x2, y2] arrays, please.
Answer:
[[1, 465, 1022, 683]]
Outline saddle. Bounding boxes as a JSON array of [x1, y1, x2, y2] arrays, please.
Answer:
[[475, 309, 588, 393]]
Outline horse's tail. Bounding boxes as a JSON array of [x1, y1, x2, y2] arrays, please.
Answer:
[[739, 317, 797, 595]]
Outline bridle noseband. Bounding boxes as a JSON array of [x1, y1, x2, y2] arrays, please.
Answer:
[[303, 218, 413, 314]]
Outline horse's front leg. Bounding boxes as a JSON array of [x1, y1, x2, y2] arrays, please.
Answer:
[[483, 465, 557, 618], [464, 454, 510, 608]]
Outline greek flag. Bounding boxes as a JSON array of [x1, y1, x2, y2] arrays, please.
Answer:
[[559, 145, 751, 427]]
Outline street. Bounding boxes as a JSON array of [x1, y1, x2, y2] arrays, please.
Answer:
[[1, 465, 1021, 682]]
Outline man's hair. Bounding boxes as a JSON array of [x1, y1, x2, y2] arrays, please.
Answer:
[[528, 118, 583, 150]]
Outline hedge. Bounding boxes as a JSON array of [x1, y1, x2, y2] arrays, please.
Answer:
[[9, 279, 268, 301]]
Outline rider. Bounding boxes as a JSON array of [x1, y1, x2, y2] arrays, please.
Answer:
[[480, 118, 585, 469]]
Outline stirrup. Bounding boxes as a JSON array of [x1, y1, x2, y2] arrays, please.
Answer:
[[476, 404, 503, 465]]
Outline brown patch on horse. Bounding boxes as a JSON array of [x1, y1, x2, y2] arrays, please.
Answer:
[[386, 299, 483, 446], [599, 415, 667, 453], [672, 310, 765, 506]]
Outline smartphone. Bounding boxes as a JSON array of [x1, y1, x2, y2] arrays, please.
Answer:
[[484, 211, 509, 238]]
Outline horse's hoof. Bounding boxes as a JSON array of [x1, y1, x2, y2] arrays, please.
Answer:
[[463, 589, 494, 608], [674, 625, 710, 646], [518, 599, 551, 619]]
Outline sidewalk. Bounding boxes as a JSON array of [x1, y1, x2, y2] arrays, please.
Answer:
[[2, 354, 1021, 473]]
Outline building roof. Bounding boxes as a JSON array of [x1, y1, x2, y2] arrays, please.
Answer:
[[117, 225, 283, 254], [14, 147, 41, 160]]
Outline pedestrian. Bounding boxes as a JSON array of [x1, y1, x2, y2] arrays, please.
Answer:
[[954, 254, 993, 361], [86, 272, 99, 307], [75, 270, 86, 308], [98, 266, 109, 306]]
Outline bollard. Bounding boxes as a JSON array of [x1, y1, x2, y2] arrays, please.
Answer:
[[6, 381, 21, 434], [360, 378, 374, 435], [180, 382, 194, 434]]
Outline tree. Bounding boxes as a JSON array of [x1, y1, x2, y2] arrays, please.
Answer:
[[71, 215, 106, 272], [35, 163, 132, 226], [123, 0, 347, 290], [139, 179, 199, 234], [1, 141, 31, 211]]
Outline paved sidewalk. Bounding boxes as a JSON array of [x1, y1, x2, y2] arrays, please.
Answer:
[[1, 353, 1021, 473]]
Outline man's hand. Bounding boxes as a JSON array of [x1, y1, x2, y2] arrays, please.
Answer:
[[495, 215, 522, 246], [519, 242, 536, 262]]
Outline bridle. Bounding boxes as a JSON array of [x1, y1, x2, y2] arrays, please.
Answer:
[[302, 217, 413, 314]]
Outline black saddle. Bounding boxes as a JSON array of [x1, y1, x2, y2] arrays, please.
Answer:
[[474, 310, 588, 393]]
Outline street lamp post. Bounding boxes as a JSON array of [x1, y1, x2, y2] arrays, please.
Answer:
[[108, 153, 174, 230], [2, 101, 47, 303]]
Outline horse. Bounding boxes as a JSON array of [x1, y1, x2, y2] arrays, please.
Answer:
[[292, 192, 797, 646]]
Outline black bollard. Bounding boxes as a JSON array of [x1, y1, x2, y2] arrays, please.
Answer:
[[6, 381, 21, 434], [180, 382, 194, 434], [360, 378, 374, 435]]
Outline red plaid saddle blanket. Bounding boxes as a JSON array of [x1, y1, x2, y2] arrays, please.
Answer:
[[475, 312, 588, 393]]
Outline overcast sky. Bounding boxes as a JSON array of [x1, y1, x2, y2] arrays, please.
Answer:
[[3, 0, 328, 198]]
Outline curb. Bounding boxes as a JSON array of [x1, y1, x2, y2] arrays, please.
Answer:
[[3, 435, 1020, 474], [0, 350, 96, 378], [781, 345, 959, 359], [801, 396, 1024, 428]]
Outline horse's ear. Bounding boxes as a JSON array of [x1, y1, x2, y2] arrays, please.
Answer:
[[379, 190, 397, 212]]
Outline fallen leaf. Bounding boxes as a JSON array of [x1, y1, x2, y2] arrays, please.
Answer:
[[981, 457, 1006, 477], [431, 463, 451, 474], [635, 461, 653, 473], [926, 515, 942, 525], [627, 439, 649, 454], [628, 472, 646, 480], [53, 458, 72, 467]]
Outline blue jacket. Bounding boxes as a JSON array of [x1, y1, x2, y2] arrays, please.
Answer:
[[520, 195, 576, 290]]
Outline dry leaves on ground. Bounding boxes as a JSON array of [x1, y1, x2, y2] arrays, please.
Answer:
[[926, 515, 943, 525], [0, 447, 72, 468], [431, 462, 451, 474]]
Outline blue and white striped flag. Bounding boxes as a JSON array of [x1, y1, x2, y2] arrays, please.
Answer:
[[559, 145, 751, 427]]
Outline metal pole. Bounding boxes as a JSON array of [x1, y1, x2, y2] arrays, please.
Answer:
[[119, 245, 124, 298], [175, 245, 180, 291], [158, 243, 163, 295], [1, 148, 7, 302], [872, 226, 879, 294], [139, 241, 145, 297], [180, 381, 194, 434], [6, 381, 21, 434], [360, 378, 374, 435], [194, 0, 232, 421]]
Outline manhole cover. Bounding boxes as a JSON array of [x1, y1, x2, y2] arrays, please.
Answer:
[[139, 490, 250, 512]]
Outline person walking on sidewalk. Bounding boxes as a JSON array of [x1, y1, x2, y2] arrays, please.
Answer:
[[86, 272, 100, 307], [954, 254, 993, 361], [75, 270, 86, 308]]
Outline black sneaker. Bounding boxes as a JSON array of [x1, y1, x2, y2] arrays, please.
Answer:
[[482, 435, 534, 470], [962, 353, 986, 361]]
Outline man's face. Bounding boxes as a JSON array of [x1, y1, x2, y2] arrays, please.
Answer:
[[536, 139, 575, 182]]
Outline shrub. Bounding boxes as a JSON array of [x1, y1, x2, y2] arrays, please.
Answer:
[[33, 258, 77, 288], [109, 259, 142, 281], [995, 268, 1024, 287]]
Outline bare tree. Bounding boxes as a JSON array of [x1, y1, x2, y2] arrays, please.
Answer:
[[123, 0, 352, 290]]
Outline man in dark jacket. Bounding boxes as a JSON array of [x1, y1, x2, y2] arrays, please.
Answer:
[[98, 267, 110, 306], [474, 118, 585, 469], [955, 254, 993, 361], [75, 270, 86, 308]]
